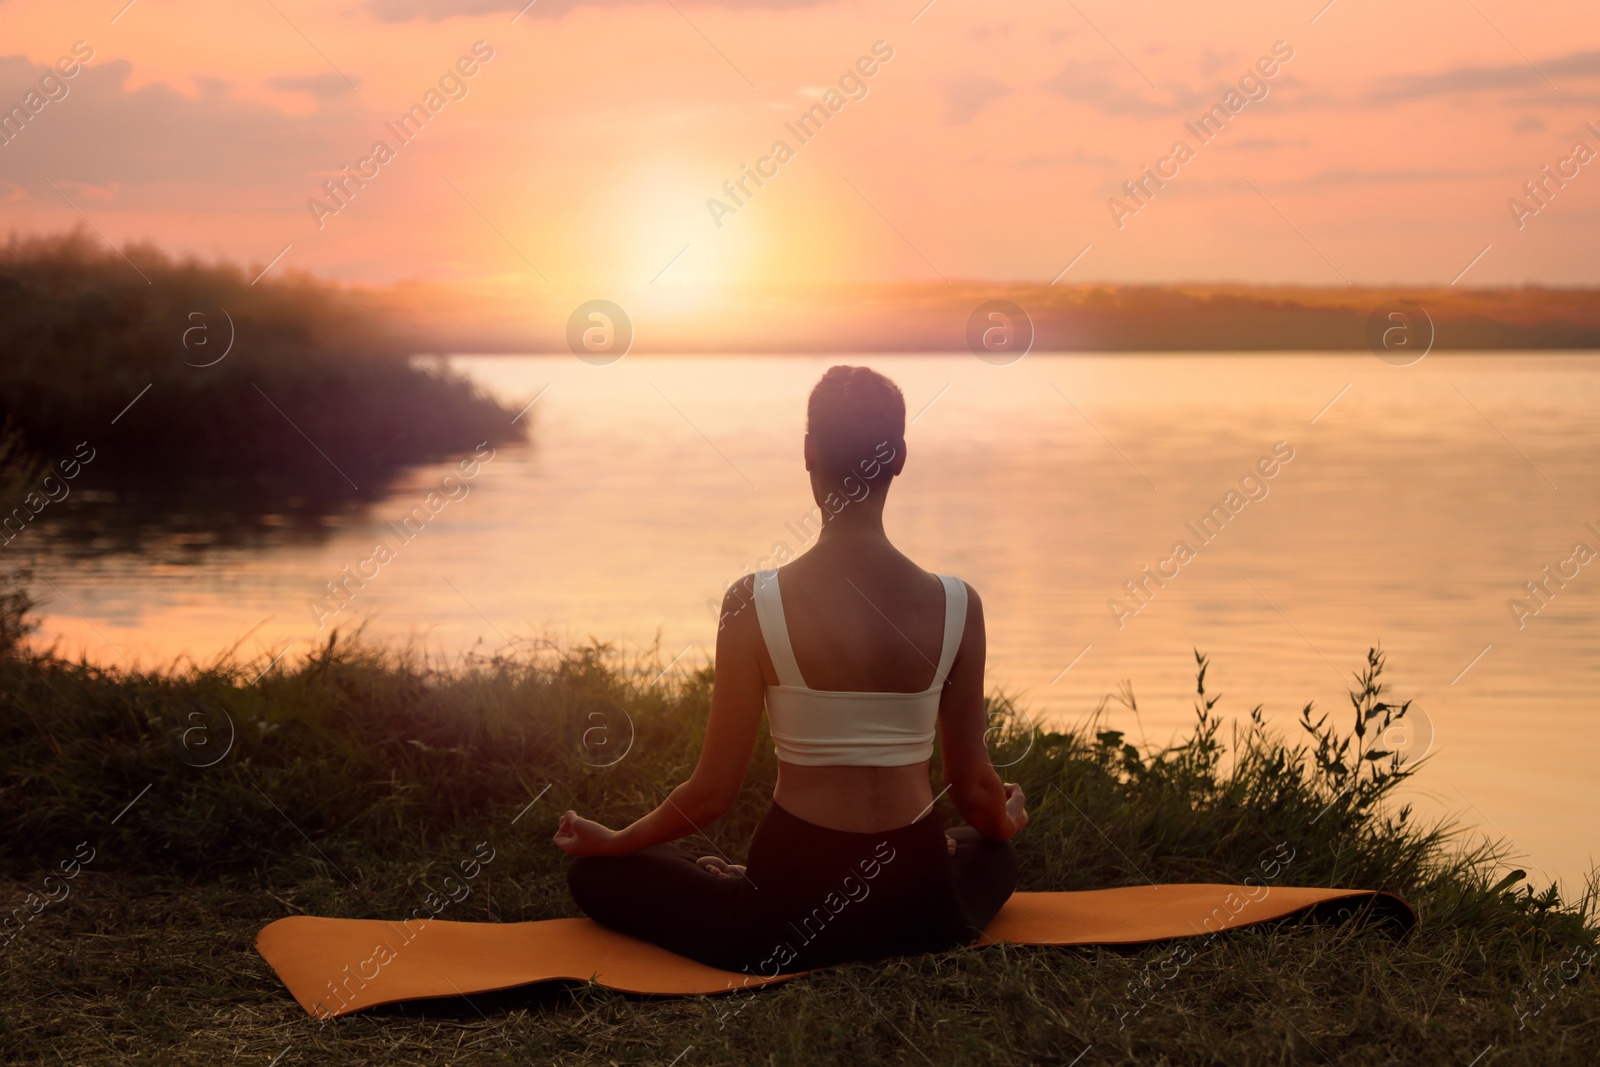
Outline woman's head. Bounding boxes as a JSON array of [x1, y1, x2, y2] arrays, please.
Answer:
[[805, 365, 907, 505]]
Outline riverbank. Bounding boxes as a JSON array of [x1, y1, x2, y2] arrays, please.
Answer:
[[0, 574, 1595, 1064], [0, 230, 524, 543]]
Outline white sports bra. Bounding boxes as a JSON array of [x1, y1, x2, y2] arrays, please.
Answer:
[[751, 567, 968, 767]]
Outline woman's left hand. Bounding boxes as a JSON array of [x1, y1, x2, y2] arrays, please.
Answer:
[[696, 855, 748, 878], [553, 810, 623, 857]]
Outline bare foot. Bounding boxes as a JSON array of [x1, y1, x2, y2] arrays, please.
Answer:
[[946, 834, 958, 857]]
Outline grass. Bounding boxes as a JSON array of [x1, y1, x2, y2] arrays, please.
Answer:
[[0, 229, 522, 531], [0, 576, 1596, 1065]]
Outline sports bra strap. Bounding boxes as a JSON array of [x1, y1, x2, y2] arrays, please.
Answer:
[[933, 574, 967, 686], [752, 569, 806, 688]]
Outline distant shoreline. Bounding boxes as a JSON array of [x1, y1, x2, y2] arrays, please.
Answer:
[[375, 281, 1600, 355]]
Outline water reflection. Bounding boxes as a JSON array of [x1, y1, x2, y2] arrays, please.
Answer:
[[23, 477, 380, 562]]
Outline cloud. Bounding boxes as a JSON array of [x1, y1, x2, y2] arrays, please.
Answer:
[[1017, 147, 1117, 168], [1196, 47, 1238, 76], [1042, 50, 1600, 122], [0, 54, 373, 209], [1226, 137, 1284, 152], [1331, 50, 1600, 107], [1266, 167, 1522, 191], [1040, 63, 1214, 118], [941, 73, 1009, 125], [1041, 64, 1174, 117], [265, 72, 361, 107], [364, 0, 829, 20]]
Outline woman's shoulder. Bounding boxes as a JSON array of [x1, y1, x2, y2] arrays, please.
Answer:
[[716, 572, 766, 634], [932, 573, 983, 631], [909, 568, 982, 624], [927, 568, 978, 598]]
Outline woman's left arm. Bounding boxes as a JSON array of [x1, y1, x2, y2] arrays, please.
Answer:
[[554, 577, 767, 857]]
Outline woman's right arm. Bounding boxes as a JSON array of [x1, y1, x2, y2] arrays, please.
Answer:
[[936, 582, 1027, 841], [554, 577, 766, 857]]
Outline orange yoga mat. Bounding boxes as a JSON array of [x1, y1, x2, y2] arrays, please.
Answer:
[[258, 885, 1413, 1020]]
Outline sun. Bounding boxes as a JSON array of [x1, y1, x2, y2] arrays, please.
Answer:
[[581, 162, 734, 309]]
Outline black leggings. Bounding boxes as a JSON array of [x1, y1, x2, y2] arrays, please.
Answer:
[[566, 800, 1018, 976]]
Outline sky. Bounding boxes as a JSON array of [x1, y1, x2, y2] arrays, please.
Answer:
[[1, 0, 1598, 310]]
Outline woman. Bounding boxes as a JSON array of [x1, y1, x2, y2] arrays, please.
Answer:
[[554, 365, 1027, 976]]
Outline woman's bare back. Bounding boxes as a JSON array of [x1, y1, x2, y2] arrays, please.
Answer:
[[775, 540, 950, 693], [763, 530, 962, 832]]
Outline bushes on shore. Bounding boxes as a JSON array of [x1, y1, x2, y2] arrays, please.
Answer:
[[0, 229, 522, 508]]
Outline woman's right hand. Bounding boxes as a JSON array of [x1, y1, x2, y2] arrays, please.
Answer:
[[553, 810, 624, 857], [1003, 782, 1028, 834]]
